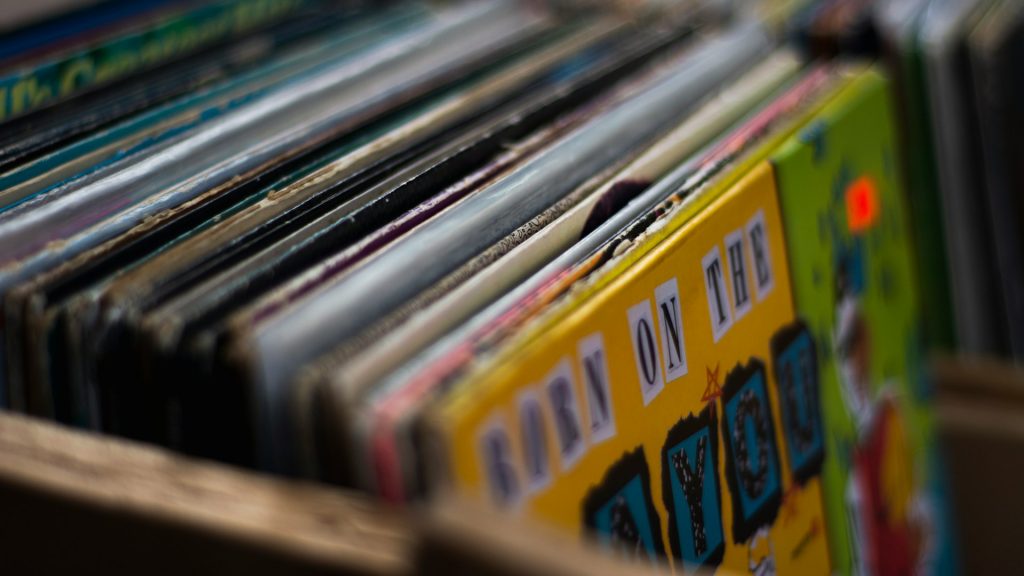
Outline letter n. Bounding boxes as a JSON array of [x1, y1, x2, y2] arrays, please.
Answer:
[[517, 388, 551, 494], [478, 415, 521, 507], [655, 278, 688, 383], [578, 333, 616, 444]]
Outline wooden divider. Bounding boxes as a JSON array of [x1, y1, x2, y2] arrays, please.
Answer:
[[933, 354, 1024, 573], [2, 354, 1009, 574], [0, 411, 690, 575]]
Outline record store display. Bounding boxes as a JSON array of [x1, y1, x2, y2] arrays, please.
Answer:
[[2, 0, 1023, 573]]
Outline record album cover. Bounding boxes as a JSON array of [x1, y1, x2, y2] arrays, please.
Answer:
[[772, 69, 955, 576], [427, 162, 832, 574]]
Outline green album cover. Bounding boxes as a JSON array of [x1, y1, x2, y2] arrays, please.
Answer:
[[772, 70, 955, 576], [900, 13, 957, 353]]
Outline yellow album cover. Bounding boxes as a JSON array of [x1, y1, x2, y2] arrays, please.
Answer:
[[429, 161, 831, 574]]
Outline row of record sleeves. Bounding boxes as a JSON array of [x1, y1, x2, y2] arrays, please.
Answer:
[[4, 0, 1021, 573], [874, 0, 1024, 363], [793, 0, 1024, 362]]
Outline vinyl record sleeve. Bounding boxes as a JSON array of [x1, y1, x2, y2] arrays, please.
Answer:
[[0, 0, 170, 58], [424, 161, 831, 573], [0, 0, 337, 174], [968, 1, 1024, 360], [0, 0, 315, 123], [875, 0, 956, 352], [772, 69, 956, 576], [920, 0, 1003, 356]]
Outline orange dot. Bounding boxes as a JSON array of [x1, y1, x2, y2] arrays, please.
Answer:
[[846, 176, 880, 233]]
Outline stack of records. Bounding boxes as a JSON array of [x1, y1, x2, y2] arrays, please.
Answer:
[[0, 0, 961, 574], [875, 0, 1024, 362]]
